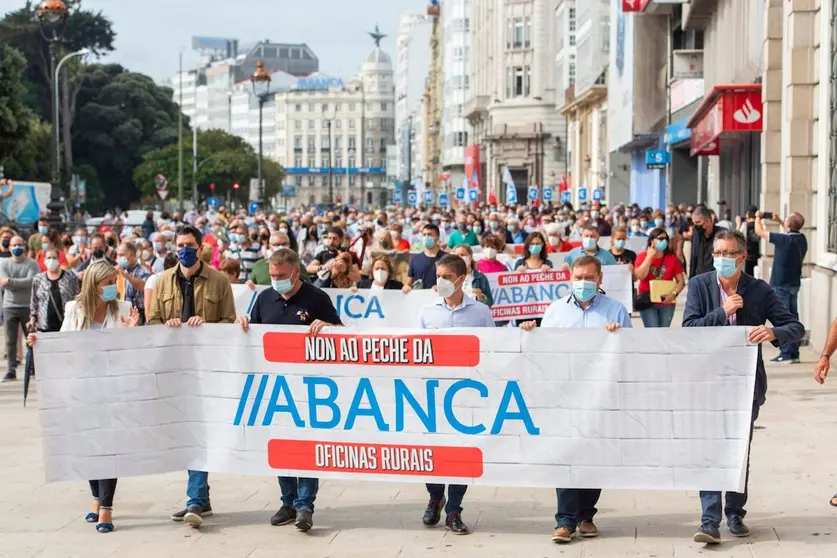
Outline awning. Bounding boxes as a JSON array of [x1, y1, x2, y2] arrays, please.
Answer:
[[665, 118, 691, 146], [686, 84, 762, 156]]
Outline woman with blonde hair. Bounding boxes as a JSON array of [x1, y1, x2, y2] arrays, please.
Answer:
[[28, 259, 139, 533]]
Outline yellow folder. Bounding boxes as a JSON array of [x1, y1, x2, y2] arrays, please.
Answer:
[[650, 280, 676, 303]]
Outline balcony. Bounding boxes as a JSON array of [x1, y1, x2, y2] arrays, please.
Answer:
[[464, 95, 490, 120]]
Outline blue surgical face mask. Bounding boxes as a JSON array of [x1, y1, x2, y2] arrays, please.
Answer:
[[117, 256, 130, 268], [177, 246, 199, 267], [507, 225, 515, 233], [655, 218, 664, 227], [591, 211, 600, 220], [100, 284, 118, 302], [154, 242, 163, 252], [489, 221, 498, 230], [582, 237, 597, 251], [640, 220, 648, 229], [655, 239, 669, 251], [423, 235, 436, 249], [472, 225, 482, 234], [573, 280, 598, 303], [529, 244, 543, 255], [613, 239, 626, 250], [38, 226, 49, 234], [714, 256, 739, 278], [11, 246, 24, 257], [272, 276, 294, 294]]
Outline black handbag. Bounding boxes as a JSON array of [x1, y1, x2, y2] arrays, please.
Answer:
[[633, 291, 653, 312]]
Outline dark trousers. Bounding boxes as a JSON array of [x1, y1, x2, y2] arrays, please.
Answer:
[[4, 307, 27, 375], [699, 403, 760, 527], [137, 307, 146, 326], [89, 479, 118, 508], [427, 483, 467, 515], [555, 488, 602, 530], [772, 286, 800, 359]]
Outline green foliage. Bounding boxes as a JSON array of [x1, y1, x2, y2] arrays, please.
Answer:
[[0, 46, 34, 165], [133, 129, 284, 205], [0, 117, 51, 181]]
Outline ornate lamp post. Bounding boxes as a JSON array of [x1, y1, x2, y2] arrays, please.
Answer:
[[251, 61, 271, 205], [36, 0, 69, 229]]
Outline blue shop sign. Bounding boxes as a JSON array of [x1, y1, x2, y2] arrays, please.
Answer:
[[664, 118, 692, 146], [284, 167, 386, 175], [295, 77, 344, 90], [645, 150, 671, 170]]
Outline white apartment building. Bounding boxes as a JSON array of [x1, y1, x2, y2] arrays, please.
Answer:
[[465, 0, 567, 203], [441, 0, 471, 184], [274, 46, 396, 208], [395, 12, 432, 185], [554, 0, 576, 97]]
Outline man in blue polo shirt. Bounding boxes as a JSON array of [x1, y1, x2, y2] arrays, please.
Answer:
[[755, 211, 807, 363], [404, 223, 444, 292], [563, 226, 618, 270], [418, 254, 494, 536]]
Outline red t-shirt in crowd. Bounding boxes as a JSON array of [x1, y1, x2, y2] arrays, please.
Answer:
[[635, 251, 683, 305], [395, 238, 411, 251]]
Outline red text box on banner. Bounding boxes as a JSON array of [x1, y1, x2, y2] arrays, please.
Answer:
[[263, 333, 481, 367], [268, 439, 484, 478]]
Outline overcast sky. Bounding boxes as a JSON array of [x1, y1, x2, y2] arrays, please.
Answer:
[[1, 0, 427, 81]]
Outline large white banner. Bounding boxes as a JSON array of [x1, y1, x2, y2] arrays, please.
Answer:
[[485, 265, 633, 320], [36, 326, 757, 491], [232, 285, 437, 328]]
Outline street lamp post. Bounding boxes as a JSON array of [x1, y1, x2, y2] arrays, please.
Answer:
[[251, 61, 271, 206], [55, 48, 89, 205], [36, 0, 69, 229], [322, 106, 337, 205]]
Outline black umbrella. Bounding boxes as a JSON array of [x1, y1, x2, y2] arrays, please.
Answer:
[[23, 325, 34, 407]]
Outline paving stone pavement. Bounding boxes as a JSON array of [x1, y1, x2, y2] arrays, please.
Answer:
[[0, 316, 836, 557]]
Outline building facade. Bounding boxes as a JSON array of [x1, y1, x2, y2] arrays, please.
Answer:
[[441, 0, 472, 185], [559, 0, 613, 205], [396, 12, 432, 186], [465, 0, 567, 204]]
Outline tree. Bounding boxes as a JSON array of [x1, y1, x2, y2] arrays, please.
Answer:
[[1, 117, 51, 181], [72, 64, 183, 209], [0, 46, 34, 166], [133, 129, 284, 206]]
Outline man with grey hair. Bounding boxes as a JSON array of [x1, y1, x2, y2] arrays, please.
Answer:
[[247, 232, 310, 287], [689, 205, 726, 278], [0, 236, 39, 382], [683, 229, 803, 544], [235, 247, 341, 532]]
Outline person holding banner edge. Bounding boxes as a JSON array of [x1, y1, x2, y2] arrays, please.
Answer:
[[146, 225, 237, 529], [235, 247, 342, 533], [520, 255, 631, 544], [418, 253, 495, 535], [682, 229, 803, 545]]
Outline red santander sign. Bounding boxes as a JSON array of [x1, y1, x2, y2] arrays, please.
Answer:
[[622, 0, 651, 12], [689, 86, 762, 156]]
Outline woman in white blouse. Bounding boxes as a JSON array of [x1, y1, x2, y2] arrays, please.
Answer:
[[28, 260, 139, 533]]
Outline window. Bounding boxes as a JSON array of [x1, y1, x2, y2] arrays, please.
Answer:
[[525, 65, 531, 97], [295, 104, 302, 112], [569, 34, 576, 46], [277, 138, 284, 146], [380, 118, 388, 131], [307, 137, 316, 151], [308, 175, 315, 185], [349, 119, 356, 129], [321, 135, 329, 149], [335, 137, 342, 150], [335, 175, 342, 186], [295, 120, 301, 130], [322, 103, 328, 112], [569, 62, 576, 85], [569, 7, 576, 31], [294, 156, 302, 167], [365, 137, 374, 151], [335, 156, 342, 167], [380, 137, 387, 150], [335, 119, 342, 129], [335, 103, 342, 111], [349, 175, 355, 186], [348, 157, 356, 168], [277, 121, 285, 130], [523, 16, 531, 48], [349, 103, 356, 111], [308, 119, 315, 129], [507, 66, 526, 97], [464, 75, 470, 91], [294, 136, 302, 149], [308, 103, 315, 112], [381, 102, 388, 111], [294, 176, 302, 186], [348, 136, 356, 149], [506, 18, 513, 49], [513, 17, 523, 48]]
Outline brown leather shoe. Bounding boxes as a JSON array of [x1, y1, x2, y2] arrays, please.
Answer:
[[578, 520, 599, 538], [551, 526, 574, 543]]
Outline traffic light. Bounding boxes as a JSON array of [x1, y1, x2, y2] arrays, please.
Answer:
[[233, 183, 240, 190], [209, 183, 215, 190]]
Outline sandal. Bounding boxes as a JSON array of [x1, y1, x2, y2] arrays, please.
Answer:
[[85, 512, 99, 523], [830, 494, 837, 507], [95, 523, 114, 533]]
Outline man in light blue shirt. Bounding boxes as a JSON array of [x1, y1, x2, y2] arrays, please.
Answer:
[[521, 255, 630, 544], [563, 226, 618, 270], [418, 254, 494, 535]]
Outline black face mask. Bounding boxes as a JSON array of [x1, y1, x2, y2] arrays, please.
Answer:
[[106, 238, 116, 247], [1, 239, 10, 249], [63, 239, 73, 248], [93, 249, 105, 259]]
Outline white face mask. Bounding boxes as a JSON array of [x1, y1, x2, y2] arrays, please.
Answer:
[[436, 277, 458, 298], [460, 255, 472, 268], [484, 248, 497, 260], [373, 269, 389, 284], [548, 235, 560, 246], [45, 258, 59, 272]]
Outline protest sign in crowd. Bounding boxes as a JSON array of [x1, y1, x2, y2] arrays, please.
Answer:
[[0, 199, 818, 546]]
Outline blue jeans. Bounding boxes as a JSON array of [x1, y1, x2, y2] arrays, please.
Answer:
[[555, 488, 602, 530], [426, 483, 467, 515], [699, 403, 760, 528], [186, 470, 210, 508], [640, 305, 676, 328], [279, 477, 319, 512], [772, 285, 800, 359]]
